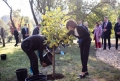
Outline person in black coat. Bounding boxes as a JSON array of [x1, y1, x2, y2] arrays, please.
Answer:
[[32, 24, 41, 35], [14, 27, 19, 47], [114, 17, 120, 50], [102, 16, 112, 50], [21, 24, 29, 39], [66, 20, 91, 79], [21, 35, 48, 75]]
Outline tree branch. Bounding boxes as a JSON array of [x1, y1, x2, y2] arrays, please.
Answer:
[[3, 0, 16, 29]]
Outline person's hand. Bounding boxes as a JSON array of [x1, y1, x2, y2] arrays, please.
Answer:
[[104, 29, 107, 32], [46, 49, 50, 52], [25, 34, 29, 36], [42, 62, 47, 67], [117, 32, 119, 35]]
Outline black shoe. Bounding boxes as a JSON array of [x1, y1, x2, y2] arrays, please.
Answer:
[[85, 72, 89, 75], [79, 74, 86, 79], [14, 45, 18, 47], [103, 48, 106, 50]]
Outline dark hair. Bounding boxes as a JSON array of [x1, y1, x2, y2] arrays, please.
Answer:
[[38, 24, 41, 26], [96, 22, 99, 26], [104, 16, 108, 19], [24, 24, 27, 26], [118, 16, 120, 20], [66, 19, 78, 29]]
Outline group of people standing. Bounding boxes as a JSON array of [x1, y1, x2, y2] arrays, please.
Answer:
[[15, 16, 120, 79], [93, 16, 120, 50], [13, 24, 41, 47], [93, 16, 112, 50]]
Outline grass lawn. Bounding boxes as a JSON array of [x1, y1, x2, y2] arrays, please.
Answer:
[[0, 42, 120, 81]]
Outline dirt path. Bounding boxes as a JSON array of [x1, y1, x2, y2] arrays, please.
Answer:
[[96, 47, 120, 69]]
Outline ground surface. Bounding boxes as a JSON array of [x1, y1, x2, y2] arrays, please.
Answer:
[[0, 41, 120, 81]]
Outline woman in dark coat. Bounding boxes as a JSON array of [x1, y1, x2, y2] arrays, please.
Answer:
[[21, 35, 48, 75], [66, 20, 91, 79], [14, 27, 19, 47]]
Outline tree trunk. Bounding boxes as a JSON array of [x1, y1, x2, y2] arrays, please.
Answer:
[[10, 9, 16, 29], [52, 47, 55, 78], [29, 0, 38, 25], [1, 28, 5, 47], [2, 38, 5, 47], [3, 0, 16, 29]]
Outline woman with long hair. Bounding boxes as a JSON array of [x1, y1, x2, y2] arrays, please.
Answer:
[[66, 19, 91, 79]]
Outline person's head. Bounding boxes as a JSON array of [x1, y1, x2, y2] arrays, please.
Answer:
[[37, 24, 41, 28], [77, 20, 82, 25], [83, 21, 88, 27], [66, 19, 78, 30], [104, 16, 108, 22], [24, 24, 27, 27], [96, 22, 99, 27], [117, 16, 120, 23], [14, 27, 17, 30], [99, 21, 103, 25]]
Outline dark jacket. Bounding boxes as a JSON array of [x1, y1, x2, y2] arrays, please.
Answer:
[[102, 21, 112, 37], [21, 35, 46, 62], [67, 26, 90, 41], [32, 27, 39, 35], [114, 22, 120, 36], [14, 29, 19, 39], [21, 28, 29, 39]]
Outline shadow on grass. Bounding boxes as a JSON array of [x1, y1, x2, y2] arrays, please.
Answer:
[[0, 43, 120, 81]]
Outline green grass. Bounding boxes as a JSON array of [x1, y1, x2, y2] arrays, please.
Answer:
[[0, 42, 120, 81]]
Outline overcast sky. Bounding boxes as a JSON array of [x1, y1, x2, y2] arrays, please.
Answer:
[[0, 0, 33, 18]]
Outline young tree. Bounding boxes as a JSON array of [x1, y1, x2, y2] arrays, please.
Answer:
[[41, 7, 74, 78]]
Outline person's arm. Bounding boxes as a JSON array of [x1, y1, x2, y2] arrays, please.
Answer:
[[67, 30, 74, 36], [107, 22, 112, 31], [114, 23, 117, 32], [32, 28, 36, 35], [33, 28, 39, 35], [77, 26, 89, 39], [21, 28, 24, 35]]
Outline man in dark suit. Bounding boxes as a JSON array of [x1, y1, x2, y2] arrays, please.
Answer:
[[14, 27, 19, 47], [21, 24, 29, 39], [114, 17, 120, 50], [21, 35, 48, 75], [32, 24, 41, 35], [102, 16, 112, 50]]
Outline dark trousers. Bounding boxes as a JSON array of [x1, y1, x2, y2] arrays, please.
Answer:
[[21, 42, 39, 75], [15, 37, 19, 46], [102, 37, 104, 45], [23, 36, 29, 40], [79, 37, 91, 72], [115, 35, 120, 49], [103, 35, 111, 49]]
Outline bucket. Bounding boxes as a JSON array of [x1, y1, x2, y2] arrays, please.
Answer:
[[16, 68, 28, 81], [25, 74, 47, 81], [1, 54, 6, 60], [43, 52, 52, 66]]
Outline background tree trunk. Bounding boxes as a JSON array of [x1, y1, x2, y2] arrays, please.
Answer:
[[1, 28, 5, 47], [29, 0, 38, 25]]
